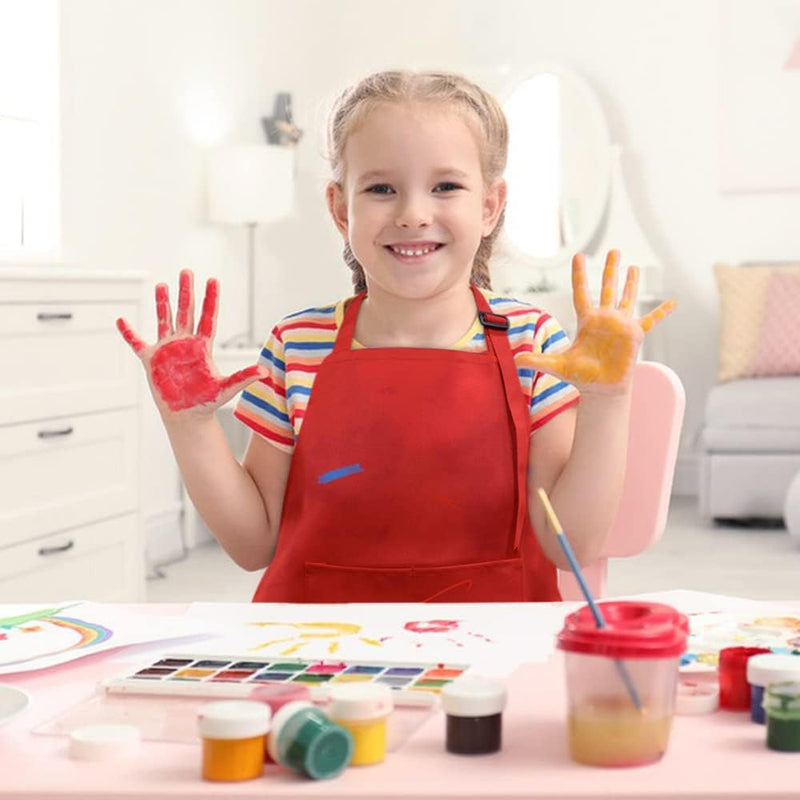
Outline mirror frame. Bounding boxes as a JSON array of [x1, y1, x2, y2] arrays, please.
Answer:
[[497, 62, 612, 272]]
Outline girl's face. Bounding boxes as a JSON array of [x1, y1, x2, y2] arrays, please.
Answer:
[[327, 101, 505, 301]]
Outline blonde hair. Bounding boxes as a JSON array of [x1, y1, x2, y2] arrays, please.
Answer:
[[326, 70, 508, 293]]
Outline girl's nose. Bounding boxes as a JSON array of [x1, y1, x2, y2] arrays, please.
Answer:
[[395, 195, 432, 228]]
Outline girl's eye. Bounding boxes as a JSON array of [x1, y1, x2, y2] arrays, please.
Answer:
[[433, 182, 462, 193], [366, 184, 394, 195]]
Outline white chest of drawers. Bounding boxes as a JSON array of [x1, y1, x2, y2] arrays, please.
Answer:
[[0, 266, 146, 601]]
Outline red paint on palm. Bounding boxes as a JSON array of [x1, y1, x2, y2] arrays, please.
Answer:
[[150, 338, 220, 410], [150, 338, 263, 411]]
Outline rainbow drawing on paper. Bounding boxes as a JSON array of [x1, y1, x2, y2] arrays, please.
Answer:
[[681, 610, 800, 670], [0, 606, 113, 668]]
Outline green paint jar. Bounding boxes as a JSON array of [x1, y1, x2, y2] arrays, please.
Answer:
[[266, 701, 353, 779], [764, 681, 800, 753]]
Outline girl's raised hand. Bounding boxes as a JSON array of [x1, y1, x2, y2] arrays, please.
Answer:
[[116, 270, 268, 417], [521, 250, 676, 394]]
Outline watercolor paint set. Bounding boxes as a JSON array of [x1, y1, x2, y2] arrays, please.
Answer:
[[102, 653, 470, 707]]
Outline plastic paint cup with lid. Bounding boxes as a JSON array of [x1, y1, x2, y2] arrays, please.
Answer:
[[440, 676, 507, 755], [197, 700, 271, 782], [557, 601, 689, 767], [267, 700, 353, 780], [718, 646, 772, 711], [764, 680, 800, 752], [328, 683, 393, 766], [746, 654, 800, 724]]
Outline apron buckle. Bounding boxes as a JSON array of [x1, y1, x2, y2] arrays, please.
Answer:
[[478, 310, 510, 330]]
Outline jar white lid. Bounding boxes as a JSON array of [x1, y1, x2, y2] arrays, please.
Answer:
[[676, 680, 719, 715], [747, 654, 800, 686], [440, 676, 507, 717], [197, 700, 271, 739], [69, 723, 141, 761], [328, 683, 393, 721]]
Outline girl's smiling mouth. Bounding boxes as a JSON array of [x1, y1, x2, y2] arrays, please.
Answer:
[[385, 242, 444, 260]]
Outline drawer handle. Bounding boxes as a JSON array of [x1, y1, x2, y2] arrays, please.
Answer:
[[38, 540, 75, 557], [37, 426, 74, 439], [36, 312, 74, 322]]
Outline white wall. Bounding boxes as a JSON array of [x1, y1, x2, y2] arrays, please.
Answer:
[[59, 0, 800, 537]]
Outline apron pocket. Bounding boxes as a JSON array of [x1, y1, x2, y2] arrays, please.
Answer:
[[303, 558, 524, 603]]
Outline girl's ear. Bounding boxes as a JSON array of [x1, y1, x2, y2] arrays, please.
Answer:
[[481, 178, 507, 237], [326, 181, 349, 239]]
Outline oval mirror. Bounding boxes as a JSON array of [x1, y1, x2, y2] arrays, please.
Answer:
[[501, 65, 611, 269]]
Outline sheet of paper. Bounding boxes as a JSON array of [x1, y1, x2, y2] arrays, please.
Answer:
[[185, 601, 584, 676], [0, 601, 210, 675]]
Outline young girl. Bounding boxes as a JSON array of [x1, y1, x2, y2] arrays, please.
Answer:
[[118, 70, 674, 603]]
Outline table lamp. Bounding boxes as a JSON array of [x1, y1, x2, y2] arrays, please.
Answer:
[[206, 145, 294, 348]]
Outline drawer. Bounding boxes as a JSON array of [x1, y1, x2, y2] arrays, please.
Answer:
[[0, 408, 139, 549], [0, 514, 144, 602], [0, 300, 140, 425]]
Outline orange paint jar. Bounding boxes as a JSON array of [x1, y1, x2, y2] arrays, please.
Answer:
[[197, 700, 271, 782]]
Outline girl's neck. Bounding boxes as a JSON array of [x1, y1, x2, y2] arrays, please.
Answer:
[[355, 283, 478, 348]]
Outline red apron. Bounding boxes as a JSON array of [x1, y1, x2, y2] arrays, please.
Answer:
[[252, 285, 560, 603]]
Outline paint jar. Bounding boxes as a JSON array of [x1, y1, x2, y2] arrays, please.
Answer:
[[440, 676, 507, 755], [746, 654, 800, 724], [764, 681, 800, 752], [197, 700, 271, 782], [267, 700, 353, 780], [557, 601, 688, 767], [718, 646, 772, 711], [328, 683, 393, 766]]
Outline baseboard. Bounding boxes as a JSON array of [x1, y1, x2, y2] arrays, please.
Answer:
[[672, 453, 698, 497], [144, 503, 186, 567]]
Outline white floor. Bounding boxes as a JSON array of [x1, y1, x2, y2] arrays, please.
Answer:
[[145, 496, 800, 603]]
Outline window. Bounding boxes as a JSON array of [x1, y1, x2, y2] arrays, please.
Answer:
[[0, 0, 59, 256]]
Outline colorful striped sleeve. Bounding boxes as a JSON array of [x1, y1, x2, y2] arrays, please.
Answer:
[[528, 312, 580, 431], [233, 324, 296, 452]]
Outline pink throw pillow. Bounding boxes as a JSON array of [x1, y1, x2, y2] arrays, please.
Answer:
[[751, 272, 800, 376]]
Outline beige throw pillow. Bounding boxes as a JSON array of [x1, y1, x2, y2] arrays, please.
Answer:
[[715, 263, 800, 382]]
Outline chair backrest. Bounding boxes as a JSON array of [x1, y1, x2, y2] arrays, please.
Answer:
[[558, 361, 686, 600]]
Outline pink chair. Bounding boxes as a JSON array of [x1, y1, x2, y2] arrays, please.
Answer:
[[558, 361, 686, 600]]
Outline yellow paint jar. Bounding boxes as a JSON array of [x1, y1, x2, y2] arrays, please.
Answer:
[[197, 700, 271, 782], [328, 683, 393, 766]]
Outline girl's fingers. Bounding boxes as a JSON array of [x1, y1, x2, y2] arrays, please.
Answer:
[[116, 317, 146, 355], [218, 364, 269, 405], [155, 283, 173, 339], [639, 298, 677, 333], [571, 253, 592, 317], [175, 269, 195, 334], [599, 249, 620, 308], [197, 278, 219, 340], [618, 266, 639, 315]]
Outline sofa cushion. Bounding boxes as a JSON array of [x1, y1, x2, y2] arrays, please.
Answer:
[[702, 425, 800, 451], [704, 377, 800, 429]]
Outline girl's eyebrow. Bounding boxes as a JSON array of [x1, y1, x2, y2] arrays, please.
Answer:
[[356, 167, 470, 184]]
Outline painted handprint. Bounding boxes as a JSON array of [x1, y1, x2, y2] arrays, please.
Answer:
[[522, 250, 676, 393], [116, 270, 267, 414]]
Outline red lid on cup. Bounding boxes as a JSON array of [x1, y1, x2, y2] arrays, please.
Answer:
[[557, 601, 689, 659]]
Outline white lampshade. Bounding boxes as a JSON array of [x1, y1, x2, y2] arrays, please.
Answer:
[[206, 145, 294, 225]]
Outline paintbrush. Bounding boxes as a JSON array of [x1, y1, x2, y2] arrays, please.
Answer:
[[537, 487, 643, 711]]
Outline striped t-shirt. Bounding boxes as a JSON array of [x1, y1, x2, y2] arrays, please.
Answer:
[[234, 290, 580, 453]]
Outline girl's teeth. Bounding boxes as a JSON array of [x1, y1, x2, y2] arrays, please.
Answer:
[[393, 245, 437, 256]]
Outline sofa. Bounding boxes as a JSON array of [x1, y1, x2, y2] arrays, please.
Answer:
[[699, 376, 800, 520], [699, 262, 800, 520]]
